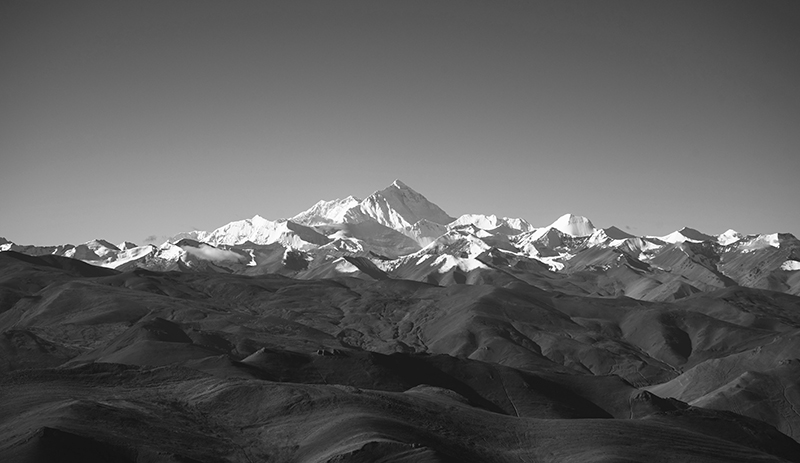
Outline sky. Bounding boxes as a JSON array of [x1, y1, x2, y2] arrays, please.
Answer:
[[2, 0, 799, 245]]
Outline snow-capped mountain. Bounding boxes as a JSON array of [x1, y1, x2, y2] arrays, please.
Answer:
[[291, 180, 454, 247], [292, 180, 453, 235], [3, 180, 799, 300], [292, 196, 362, 226], [354, 179, 455, 231], [655, 227, 716, 244], [548, 213, 596, 237], [449, 214, 534, 235], [197, 215, 330, 250], [717, 229, 743, 246]]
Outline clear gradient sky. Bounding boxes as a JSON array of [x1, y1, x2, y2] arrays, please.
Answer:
[[2, 1, 799, 245]]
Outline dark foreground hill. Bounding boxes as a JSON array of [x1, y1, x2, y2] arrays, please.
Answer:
[[1, 251, 799, 462]]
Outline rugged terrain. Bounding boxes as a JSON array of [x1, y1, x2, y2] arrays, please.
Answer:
[[2, 181, 799, 462]]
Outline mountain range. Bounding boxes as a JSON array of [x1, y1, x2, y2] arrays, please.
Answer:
[[4, 179, 799, 301], [2, 180, 800, 462]]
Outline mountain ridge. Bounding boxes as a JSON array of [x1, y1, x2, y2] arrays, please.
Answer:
[[2, 180, 799, 300]]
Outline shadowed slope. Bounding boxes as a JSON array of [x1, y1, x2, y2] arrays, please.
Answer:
[[1, 254, 799, 461], [1, 364, 798, 463]]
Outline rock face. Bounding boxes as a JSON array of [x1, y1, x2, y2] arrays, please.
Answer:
[[1, 250, 800, 462]]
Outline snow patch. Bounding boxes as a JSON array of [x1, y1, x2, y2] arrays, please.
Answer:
[[740, 233, 780, 252], [534, 256, 565, 271], [319, 237, 365, 254], [433, 254, 486, 273], [102, 245, 156, 268], [334, 257, 360, 274], [717, 229, 742, 246], [781, 260, 800, 271], [157, 242, 186, 261]]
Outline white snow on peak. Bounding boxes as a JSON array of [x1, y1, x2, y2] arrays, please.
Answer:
[[512, 227, 568, 260], [157, 241, 186, 261], [451, 214, 502, 230], [63, 239, 119, 261], [449, 214, 533, 235], [196, 215, 328, 250], [252, 214, 271, 226], [586, 227, 634, 247], [548, 214, 596, 237], [292, 196, 362, 226], [659, 230, 692, 244], [197, 215, 276, 246], [102, 245, 156, 269], [84, 239, 120, 258], [503, 217, 535, 234], [658, 227, 715, 244], [523, 227, 561, 243], [355, 180, 455, 233], [717, 229, 743, 246]]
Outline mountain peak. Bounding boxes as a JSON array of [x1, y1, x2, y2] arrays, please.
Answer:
[[118, 241, 139, 251], [355, 181, 455, 241], [376, 179, 422, 198], [603, 226, 635, 240], [717, 229, 742, 245], [391, 179, 409, 189], [548, 214, 596, 237], [659, 227, 715, 243], [678, 226, 710, 236], [293, 196, 362, 226], [85, 239, 120, 253]]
